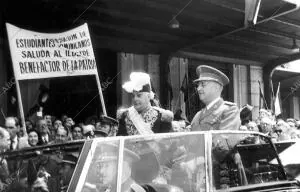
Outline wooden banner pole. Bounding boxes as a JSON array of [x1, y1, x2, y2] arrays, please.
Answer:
[[95, 74, 107, 116], [15, 79, 27, 135]]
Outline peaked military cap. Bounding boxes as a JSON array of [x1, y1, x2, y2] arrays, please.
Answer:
[[100, 115, 118, 125], [194, 65, 229, 86], [60, 154, 77, 165], [95, 143, 140, 163]]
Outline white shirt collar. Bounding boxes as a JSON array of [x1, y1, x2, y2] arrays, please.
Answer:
[[206, 97, 221, 110], [11, 136, 18, 150]]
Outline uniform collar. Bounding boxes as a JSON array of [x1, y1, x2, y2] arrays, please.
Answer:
[[206, 97, 221, 110]]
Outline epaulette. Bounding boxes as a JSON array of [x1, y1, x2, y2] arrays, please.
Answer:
[[224, 101, 237, 106], [116, 108, 128, 120], [152, 107, 174, 122]]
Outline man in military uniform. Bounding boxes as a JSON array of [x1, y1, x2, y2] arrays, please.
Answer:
[[95, 116, 118, 137], [117, 72, 173, 136], [59, 155, 77, 191], [83, 143, 147, 192], [191, 65, 240, 131]]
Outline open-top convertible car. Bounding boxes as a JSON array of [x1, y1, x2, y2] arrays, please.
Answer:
[[1, 131, 300, 192]]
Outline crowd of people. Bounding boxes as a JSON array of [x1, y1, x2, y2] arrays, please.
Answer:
[[0, 66, 299, 191], [0, 113, 122, 192], [240, 108, 300, 142]]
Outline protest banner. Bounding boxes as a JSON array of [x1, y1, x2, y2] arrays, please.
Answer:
[[6, 23, 107, 128]]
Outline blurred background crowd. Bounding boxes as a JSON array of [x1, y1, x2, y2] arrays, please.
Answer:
[[0, 105, 299, 191]]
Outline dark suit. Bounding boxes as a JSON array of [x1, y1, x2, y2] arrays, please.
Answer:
[[191, 98, 241, 131]]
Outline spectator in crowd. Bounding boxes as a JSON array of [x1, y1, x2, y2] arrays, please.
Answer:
[[172, 121, 181, 132], [44, 114, 52, 122], [61, 114, 68, 123], [259, 109, 273, 120], [44, 115, 54, 137], [259, 117, 274, 135], [295, 120, 300, 129], [240, 104, 253, 126], [191, 65, 240, 131], [36, 119, 48, 134], [53, 126, 69, 144], [0, 127, 11, 152], [239, 125, 248, 131], [247, 121, 259, 132], [0, 127, 10, 190], [289, 129, 300, 140], [53, 119, 62, 130], [37, 123, 51, 145], [63, 117, 75, 131], [71, 125, 84, 140], [25, 119, 34, 131], [44, 115, 52, 126], [117, 72, 173, 136], [5, 117, 20, 150], [171, 120, 189, 132], [28, 129, 41, 147], [286, 118, 297, 130]]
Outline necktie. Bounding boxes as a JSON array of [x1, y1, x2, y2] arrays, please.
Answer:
[[10, 140, 15, 150]]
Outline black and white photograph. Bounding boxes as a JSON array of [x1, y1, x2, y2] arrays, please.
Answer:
[[1, 0, 300, 191]]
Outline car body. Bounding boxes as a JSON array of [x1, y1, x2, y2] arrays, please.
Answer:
[[1, 131, 300, 192]]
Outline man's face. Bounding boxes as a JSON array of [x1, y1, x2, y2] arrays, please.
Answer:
[[64, 118, 74, 129], [25, 121, 33, 130], [259, 111, 269, 119], [37, 120, 47, 132], [287, 122, 296, 128], [54, 120, 62, 130], [44, 115, 52, 122], [247, 122, 259, 132], [55, 128, 68, 143], [60, 163, 75, 186], [101, 124, 111, 134], [95, 122, 101, 130], [66, 118, 74, 125], [0, 131, 11, 151], [45, 119, 53, 129], [132, 91, 150, 112], [72, 127, 83, 140], [5, 118, 18, 139], [196, 81, 220, 105], [260, 118, 273, 133], [97, 160, 117, 185]]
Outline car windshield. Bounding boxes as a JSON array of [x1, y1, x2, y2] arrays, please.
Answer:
[[211, 132, 286, 191], [73, 132, 206, 192]]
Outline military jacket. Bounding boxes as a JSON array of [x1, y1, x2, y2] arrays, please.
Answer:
[[191, 98, 241, 131]]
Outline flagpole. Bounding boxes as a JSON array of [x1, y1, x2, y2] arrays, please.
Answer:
[[270, 79, 275, 112], [274, 82, 282, 117], [258, 80, 268, 110]]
